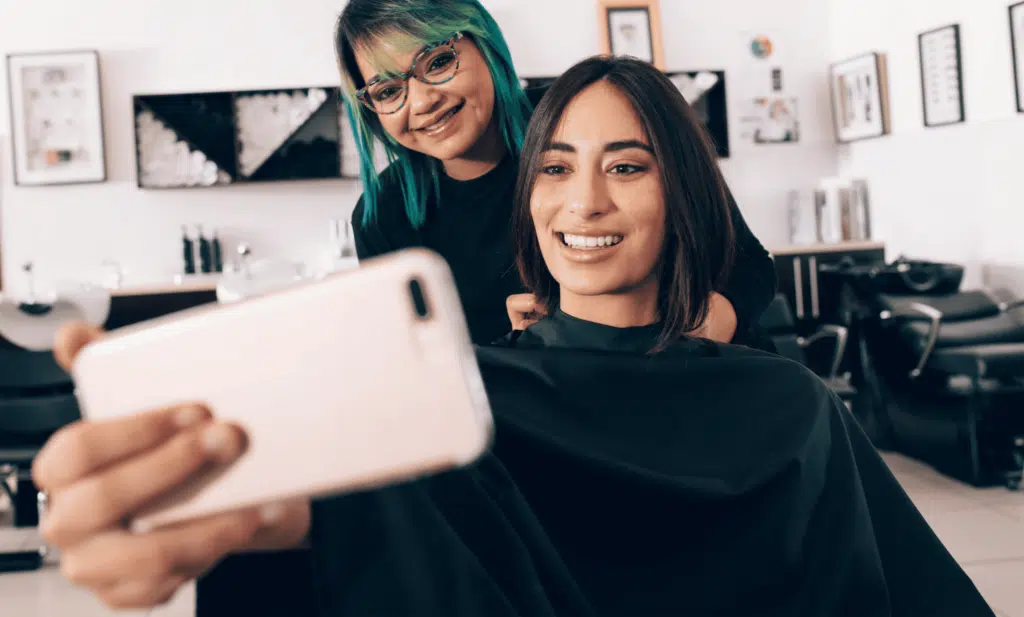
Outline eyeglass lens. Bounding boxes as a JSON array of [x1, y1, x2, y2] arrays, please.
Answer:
[[364, 42, 458, 113]]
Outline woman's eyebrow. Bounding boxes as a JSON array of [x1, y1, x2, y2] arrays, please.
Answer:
[[604, 140, 653, 153], [542, 139, 652, 153]]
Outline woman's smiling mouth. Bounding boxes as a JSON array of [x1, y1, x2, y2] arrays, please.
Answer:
[[558, 232, 625, 250], [417, 102, 465, 136]]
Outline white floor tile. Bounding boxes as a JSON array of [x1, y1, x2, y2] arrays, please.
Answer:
[[962, 560, 1024, 617], [0, 566, 149, 617], [919, 507, 1024, 564]]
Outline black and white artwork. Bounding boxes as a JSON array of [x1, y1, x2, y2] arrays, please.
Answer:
[[829, 52, 891, 143], [1011, 2, 1024, 113], [6, 50, 107, 186], [918, 24, 965, 127], [666, 70, 730, 157], [607, 8, 655, 63]]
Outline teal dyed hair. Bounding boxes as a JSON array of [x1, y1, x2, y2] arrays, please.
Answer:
[[335, 0, 533, 229]]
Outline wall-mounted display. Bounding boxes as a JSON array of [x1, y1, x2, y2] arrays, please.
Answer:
[[918, 24, 965, 127], [5, 50, 107, 186], [666, 70, 730, 158], [597, 0, 665, 70], [1011, 1, 1024, 113], [133, 86, 345, 189], [828, 52, 892, 143], [235, 88, 340, 182]]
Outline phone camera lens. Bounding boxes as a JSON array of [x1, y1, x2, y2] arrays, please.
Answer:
[[408, 278, 431, 319]]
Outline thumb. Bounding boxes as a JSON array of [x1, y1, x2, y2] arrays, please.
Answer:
[[53, 322, 106, 372]]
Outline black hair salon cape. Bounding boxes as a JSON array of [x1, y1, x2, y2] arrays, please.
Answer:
[[311, 310, 993, 617]]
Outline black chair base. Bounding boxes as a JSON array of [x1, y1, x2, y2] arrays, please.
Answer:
[[877, 379, 1024, 490]]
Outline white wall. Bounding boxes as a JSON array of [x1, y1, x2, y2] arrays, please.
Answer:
[[827, 0, 1022, 283], [1, 0, 838, 293]]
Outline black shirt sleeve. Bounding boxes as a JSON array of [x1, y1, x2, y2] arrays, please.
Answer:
[[720, 186, 777, 340], [351, 197, 391, 261]]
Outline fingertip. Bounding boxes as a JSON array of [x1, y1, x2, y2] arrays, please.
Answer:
[[201, 423, 248, 463], [53, 322, 105, 371]]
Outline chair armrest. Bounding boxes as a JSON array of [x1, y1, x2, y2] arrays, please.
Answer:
[[999, 298, 1024, 313], [880, 302, 943, 378], [800, 325, 849, 379]]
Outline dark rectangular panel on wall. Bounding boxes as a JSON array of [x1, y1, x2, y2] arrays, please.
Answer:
[[132, 86, 345, 189], [664, 70, 730, 158], [134, 92, 237, 189]]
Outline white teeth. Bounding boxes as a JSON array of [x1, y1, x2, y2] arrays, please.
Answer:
[[421, 106, 459, 133], [560, 234, 624, 249]]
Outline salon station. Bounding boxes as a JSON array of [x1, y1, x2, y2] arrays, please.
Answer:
[[1, 0, 1023, 616]]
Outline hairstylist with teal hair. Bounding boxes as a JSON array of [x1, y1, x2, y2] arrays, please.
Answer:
[[338, 0, 776, 345], [29, 2, 776, 616]]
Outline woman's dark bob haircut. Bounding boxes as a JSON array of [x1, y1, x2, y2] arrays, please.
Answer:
[[514, 55, 737, 351]]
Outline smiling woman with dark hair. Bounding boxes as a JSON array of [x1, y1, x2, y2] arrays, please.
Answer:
[[311, 56, 994, 617], [513, 56, 736, 351]]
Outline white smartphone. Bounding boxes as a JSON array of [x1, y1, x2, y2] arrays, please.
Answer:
[[71, 248, 494, 533]]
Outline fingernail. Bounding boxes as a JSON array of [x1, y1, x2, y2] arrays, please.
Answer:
[[259, 502, 285, 525], [175, 405, 207, 428], [202, 424, 239, 461]]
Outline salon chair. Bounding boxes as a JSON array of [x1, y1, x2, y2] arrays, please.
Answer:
[[829, 260, 1024, 489], [758, 293, 856, 404], [0, 341, 80, 573]]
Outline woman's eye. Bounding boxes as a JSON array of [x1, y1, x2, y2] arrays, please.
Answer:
[[540, 164, 569, 176], [428, 54, 455, 73], [609, 163, 646, 175]]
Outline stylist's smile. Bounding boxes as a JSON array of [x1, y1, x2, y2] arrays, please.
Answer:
[[416, 102, 465, 136]]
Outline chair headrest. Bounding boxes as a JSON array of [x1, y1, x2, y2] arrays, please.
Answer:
[[759, 294, 797, 333]]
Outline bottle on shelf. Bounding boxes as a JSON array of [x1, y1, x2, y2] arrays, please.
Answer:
[[182, 225, 196, 275], [212, 229, 224, 273], [197, 224, 213, 274]]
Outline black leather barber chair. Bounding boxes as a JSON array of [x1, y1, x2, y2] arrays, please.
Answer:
[[0, 340, 81, 573], [758, 294, 857, 405], [827, 258, 1024, 490]]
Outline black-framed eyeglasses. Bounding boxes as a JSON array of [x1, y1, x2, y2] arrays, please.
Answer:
[[355, 32, 463, 115]]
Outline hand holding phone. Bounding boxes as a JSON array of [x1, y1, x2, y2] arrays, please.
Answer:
[[32, 324, 309, 611], [67, 249, 493, 532]]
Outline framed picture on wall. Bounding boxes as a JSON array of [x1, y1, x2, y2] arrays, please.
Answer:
[[1011, 1, 1024, 113], [5, 50, 107, 186], [918, 24, 965, 127], [828, 52, 892, 143], [597, 0, 666, 70]]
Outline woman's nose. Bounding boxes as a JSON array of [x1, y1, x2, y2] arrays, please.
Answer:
[[567, 171, 613, 219], [407, 79, 444, 115]]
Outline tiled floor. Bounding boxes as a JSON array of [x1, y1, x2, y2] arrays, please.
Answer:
[[1, 451, 1022, 616]]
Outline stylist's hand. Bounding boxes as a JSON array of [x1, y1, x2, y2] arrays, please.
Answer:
[[32, 323, 310, 610], [507, 293, 548, 331]]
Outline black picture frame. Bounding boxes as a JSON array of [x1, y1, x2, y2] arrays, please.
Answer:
[[1011, 1, 1024, 113], [917, 24, 966, 128], [5, 49, 108, 187]]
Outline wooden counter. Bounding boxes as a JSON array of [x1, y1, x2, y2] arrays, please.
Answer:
[[107, 274, 221, 298], [769, 240, 886, 257]]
